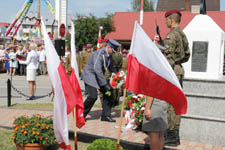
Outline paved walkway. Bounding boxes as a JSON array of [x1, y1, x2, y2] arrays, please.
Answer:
[[0, 108, 224, 150]]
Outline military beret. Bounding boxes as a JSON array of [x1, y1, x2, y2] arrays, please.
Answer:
[[86, 44, 93, 48], [100, 39, 108, 43], [122, 49, 129, 54], [108, 39, 121, 52], [165, 9, 182, 18]]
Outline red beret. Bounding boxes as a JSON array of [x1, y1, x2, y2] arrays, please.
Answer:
[[100, 39, 108, 43], [165, 9, 182, 18], [122, 49, 129, 54], [86, 44, 93, 48]]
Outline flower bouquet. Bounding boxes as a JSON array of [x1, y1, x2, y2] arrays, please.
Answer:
[[12, 114, 56, 148], [110, 71, 126, 89], [124, 94, 146, 130]]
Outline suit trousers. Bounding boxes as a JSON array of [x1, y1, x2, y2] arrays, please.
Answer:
[[83, 84, 114, 118]]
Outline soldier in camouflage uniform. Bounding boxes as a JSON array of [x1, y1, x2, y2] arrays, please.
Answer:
[[163, 9, 190, 146], [80, 44, 93, 73], [111, 47, 123, 106], [76, 46, 82, 75], [65, 52, 72, 75], [121, 49, 129, 72]]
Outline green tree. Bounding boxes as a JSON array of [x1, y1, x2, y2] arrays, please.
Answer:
[[131, 0, 154, 11], [66, 13, 115, 50]]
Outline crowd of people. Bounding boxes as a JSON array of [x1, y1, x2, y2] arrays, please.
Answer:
[[0, 43, 47, 76]]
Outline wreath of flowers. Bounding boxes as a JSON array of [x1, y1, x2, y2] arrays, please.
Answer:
[[124, 94, 146, 130]]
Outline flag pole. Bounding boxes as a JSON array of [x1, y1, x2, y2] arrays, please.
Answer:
[[73, 108, 78, 150], [140, 0, 144, 25], [116, 88, 127, 150]]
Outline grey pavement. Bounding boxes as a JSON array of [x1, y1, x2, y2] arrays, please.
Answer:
[[0, 73, 89, 106], [0, 73, 54, 106]]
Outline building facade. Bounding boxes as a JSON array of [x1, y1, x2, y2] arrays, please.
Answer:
[[157, 0, 220, 11]]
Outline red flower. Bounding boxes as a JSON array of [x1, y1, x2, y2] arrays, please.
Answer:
[[116, 72, 120, 76], [136, 122, 139, 126], [137, 110, 140, 114], [111, 79, 117, 87], [127, 101, 133, 108]]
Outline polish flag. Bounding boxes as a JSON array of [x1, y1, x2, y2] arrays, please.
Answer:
[[70, 20, 85, 128], [125, 22, 187, 115], [97, 26, 103, 50], [41, 20, 76, 149]]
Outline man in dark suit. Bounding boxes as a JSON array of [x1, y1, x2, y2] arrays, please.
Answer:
[[81, 39, 121, 122]]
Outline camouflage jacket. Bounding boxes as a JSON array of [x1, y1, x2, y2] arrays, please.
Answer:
[[121, 56, 128, 72], [81, 51, 92, 71], [163, 26, 190, 75], [105, 52, 122, 80]]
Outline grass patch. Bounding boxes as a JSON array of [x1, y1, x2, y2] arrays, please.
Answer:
[[8, 103, 53, 111], [3, 99, 122, 112], [0, 128, 90, 150], [0, 128, 16, 150]]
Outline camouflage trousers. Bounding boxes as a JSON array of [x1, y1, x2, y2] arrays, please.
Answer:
[[167, 74, 183, 130]]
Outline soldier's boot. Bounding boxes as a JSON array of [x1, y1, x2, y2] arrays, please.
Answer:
[[164, 130, 179, 146], [164, 129, 168, 142], [176, 129, 180, 145]]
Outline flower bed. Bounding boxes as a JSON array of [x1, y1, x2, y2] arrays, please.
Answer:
[[12, 114, 56, 146]]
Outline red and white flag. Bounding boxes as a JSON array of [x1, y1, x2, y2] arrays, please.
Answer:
[[125, 22, 187, 115], [42, 20, 76, 150], [97, 26, 102, 50], [70, 20, 85, 128]]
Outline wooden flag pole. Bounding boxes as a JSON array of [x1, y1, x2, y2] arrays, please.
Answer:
[[116, 88, 127, 150], [73, 108, 78, 150]]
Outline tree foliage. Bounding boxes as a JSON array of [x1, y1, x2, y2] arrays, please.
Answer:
[[66, 14, 115, 50], [131, 0, 154, 11]]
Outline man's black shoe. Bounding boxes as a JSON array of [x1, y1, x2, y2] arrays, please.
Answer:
[[101, 116, 116, 122]]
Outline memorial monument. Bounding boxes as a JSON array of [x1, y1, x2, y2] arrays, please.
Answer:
[[183, 14, 225, 79]]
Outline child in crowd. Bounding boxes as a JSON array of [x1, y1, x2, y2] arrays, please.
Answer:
[[9, 47, 18, 76], [4, 49, 10, 74]]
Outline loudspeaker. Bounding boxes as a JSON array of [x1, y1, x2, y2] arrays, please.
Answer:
[[55, 39, 65, 56]]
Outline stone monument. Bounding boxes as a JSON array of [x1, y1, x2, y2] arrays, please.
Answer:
[[183, 14, 225, 79]]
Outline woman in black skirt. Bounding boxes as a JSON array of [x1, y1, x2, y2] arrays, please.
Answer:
[[142, 97, 168, 150]]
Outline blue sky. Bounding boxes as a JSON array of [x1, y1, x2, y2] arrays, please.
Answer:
[[0, 0, 224, 23], [0, 0, 159, 23]]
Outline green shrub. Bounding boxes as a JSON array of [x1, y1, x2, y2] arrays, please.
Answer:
[[87, 139, 123, 150]]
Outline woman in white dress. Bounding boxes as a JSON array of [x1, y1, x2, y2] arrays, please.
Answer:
[[19, 43, 39, 100]]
